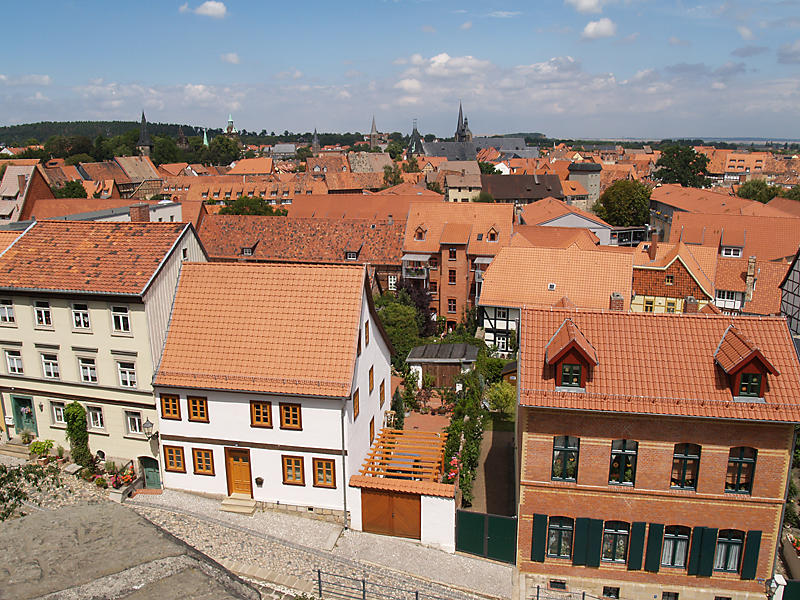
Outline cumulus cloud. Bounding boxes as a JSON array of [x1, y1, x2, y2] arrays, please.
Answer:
[[0, 74, 51, 86], [565, 0, 604, 14], [181, 1, 227, 18], [460, 21, 472, 30], [778, 39, 800, 64], [220, 52, 240, 64], [488, 11, 521, 18], [394, 78, 422, 92], [582, 18, 616, 39], [737, 25, 755, 40], [275, 69, 303, 80], [732, 45, 768, 57]]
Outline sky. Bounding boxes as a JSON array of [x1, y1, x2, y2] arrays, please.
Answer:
[[2, 0, 800, 139]]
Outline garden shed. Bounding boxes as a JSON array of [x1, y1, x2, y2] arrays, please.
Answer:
[[406, 343, 478, 389]]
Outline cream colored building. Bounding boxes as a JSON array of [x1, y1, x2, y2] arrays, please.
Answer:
[[0, 221, 206, 486]]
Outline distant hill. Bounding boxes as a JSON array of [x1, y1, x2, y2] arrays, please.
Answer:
[[0, 121, 209, 145]]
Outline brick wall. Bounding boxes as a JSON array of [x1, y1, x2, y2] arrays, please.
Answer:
[[633, 260, 710, 301]]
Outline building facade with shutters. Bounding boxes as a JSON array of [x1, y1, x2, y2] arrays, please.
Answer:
[[516, 308, 800, 600]]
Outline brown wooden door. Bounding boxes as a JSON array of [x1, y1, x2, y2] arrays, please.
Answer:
[[361, 489, 421, 539], [225, 448, 252, 497], [391, 492, 421, 539]]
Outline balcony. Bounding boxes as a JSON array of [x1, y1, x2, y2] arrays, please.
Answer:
[[403, 265, 429, 279], [401, 253, 432, 280]]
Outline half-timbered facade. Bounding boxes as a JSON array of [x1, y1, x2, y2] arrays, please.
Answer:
[[781, 247, 800, 336]]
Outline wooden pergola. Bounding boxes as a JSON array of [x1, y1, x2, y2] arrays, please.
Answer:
[[358, 428, 447, 482]]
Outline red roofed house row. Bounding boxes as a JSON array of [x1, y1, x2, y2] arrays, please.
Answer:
[[0, 221, 207, 480], [153, 263, 392, 520], [516, 307, 800, 599]]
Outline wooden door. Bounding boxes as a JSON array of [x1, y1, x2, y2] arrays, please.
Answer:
[[140, 457, 161, 489], [361, 489, 421, 539], [225, 448, 252, 497], [11, 396, 37, 436], [391, 492, 421, 539]]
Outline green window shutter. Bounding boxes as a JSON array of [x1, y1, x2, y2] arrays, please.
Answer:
[[644, 523, 664, 573], [572, 518, 589, 566], [531, 514, 548, 562], [627, 522, 646, 571], [698, 527, 718, 577], [740, 530, 762, 580], [687, 527, 704, 575], [586, 519, 604, 568]]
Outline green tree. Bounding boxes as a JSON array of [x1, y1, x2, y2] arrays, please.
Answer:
[[653, 146, 711, 188], [486, 380, 516, 419], [65, 401, 91, 467], [402, 155, 420, 173], [475, 191, 495, 203], [479, 161, 499, 175], [383, 164, 403, 188], [0, 462, 62, 521], [218, 196, 289, 216], [151, 136, 179, 166], [426, 181, 443, 194], [385, 141, 404, 161], [376, 301, 421, 370], [737, 179, 781, 204], [781, 186, 800, 201], [204, 135, 240, 166], [64, 153, 93, 166], [593, 179, 651, 226], [51, 180, 88, 198], [295, 146, 313, 162]]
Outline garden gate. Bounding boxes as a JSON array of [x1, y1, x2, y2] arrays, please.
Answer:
[[455, 509, 517, 564]]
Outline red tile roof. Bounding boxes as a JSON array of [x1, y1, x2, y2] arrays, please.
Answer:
[[633, 241, 718, 299], [767, 195, 800, 218], [714, 257, 789, 315], [288, 194, 442, 220], [545, 318, 598, 365], [19, 197, 145, 221], [520, 197, 611, 228], [714, 324, 778, 375], [651, 183, 786, 216], [511, 225, 600, 249], [227, 157, 274, 175], [519, 308, 800, 422]]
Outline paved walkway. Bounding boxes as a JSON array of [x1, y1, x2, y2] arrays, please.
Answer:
[[467, 429, 516, 516]]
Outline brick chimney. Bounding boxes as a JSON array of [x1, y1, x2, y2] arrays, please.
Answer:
[[745, 256, 757, 302], [609, 292, 625, 311], [17, 175, 27, 197], [647, 231, 659, 261], [685, 296, 699, 313], [129, 203, 150, 222]]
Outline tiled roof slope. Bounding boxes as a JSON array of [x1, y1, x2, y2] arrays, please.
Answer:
[[715, 257, 789, 315], [288, 194, 442, 220], [115, 156, 160, 182], [198, 215, 404, 264], [520, 197, 611, 227], [479, 246, 633, 310], [669, 212, 800, 262], [767, 196, 800, 218], [227, 157, 273, 175], [20, 197, 142, 221], [633, 241, 718, 298], [519, 308, 800, 422], [545, 319, 598, 365], [0, 221, 187, 295], [511, 225, 600, 249], [323, 172, 383, 192], [0, 231, 21, 253], [154, 263, 365, 397], [651, 184, 786, 216], [714, 324, 778, 375], [79, 161, 130, 184]]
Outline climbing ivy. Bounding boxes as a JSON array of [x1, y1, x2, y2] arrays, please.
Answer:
[[65, 402, 91, 467]]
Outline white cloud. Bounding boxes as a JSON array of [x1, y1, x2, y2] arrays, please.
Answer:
[[424, 53, 492, 78], [669, 36, 690, 46], [460, 21, 473, 30], [29, 91, 49, 102], [0, 74, 51, 86], [737, 25, 754, 40], [179, 2, 189, 13], [220, 52, 240, 64], [275, 69, 303, 80], [565, 0, 604, 14], [395, 78, 422, 92], [778, 39, 800, 64], [421, 24, 436, 33], [488, 11, 521, 18], [582, 18, 616, 39], [181, 1, 227, 18]]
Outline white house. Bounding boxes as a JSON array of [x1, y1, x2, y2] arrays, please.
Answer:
[[519, 197, 615, 245], [153, 263, 393, 520]]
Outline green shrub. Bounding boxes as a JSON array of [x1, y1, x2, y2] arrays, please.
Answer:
[[65, 402, 91, 467], [29, 439, 54, 458], [390, 388, 405, 429], [786, 501, 800, 528], [94, 476, 107, 489], [790, 478, 798, 501]]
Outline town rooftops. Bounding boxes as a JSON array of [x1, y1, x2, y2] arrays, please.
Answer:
[[287, 193, 441, 220], [511, 225, 601, 249], [518, 308, 800, 422], [0, 221, 191, 295], [633, 240, 718, 299], [479, 245, 633, 310], [406, 343, 479, 364], [154, 263, 374, 397], [651, 183, 786, 216], [227, 157, 274, 175], [715, 257, 789, 315], [520, 197, 610, 228], [481, 174, 564, 202], [114, 156, 160, 182]]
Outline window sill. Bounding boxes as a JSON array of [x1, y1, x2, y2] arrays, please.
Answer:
[[33, 326, 54, 332], [669, 485, 697, 492], [88, 429, 110, 437], [555, 386, 585, 393], [608, 482, 635, 487], [123, 434, 147, 441], [71, 329, 93, 335], [551, 478, 577, 483], [724, 489, 752, 496], [282, 480, 306, 486], [111, 331, 134, 338], [0, 322, 18, 328], [51, 423, 66, 430]]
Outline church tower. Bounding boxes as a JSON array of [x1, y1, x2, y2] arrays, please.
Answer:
[[407, 119, 425, 156], [369, 116, 378, 150], [312, 128, 321, 156], [136, 111, 153, 157], [176, 126, 189, 151], [454, 102, 472, 143]]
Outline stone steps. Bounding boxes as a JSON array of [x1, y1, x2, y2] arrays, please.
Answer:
[[0, 443, 31, 459], [220, 493, 256, 515]]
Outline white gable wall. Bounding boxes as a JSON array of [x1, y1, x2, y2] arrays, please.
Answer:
[[540, 214, 611, 245]]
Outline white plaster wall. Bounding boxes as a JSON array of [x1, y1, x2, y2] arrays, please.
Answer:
[[348, 485, 362, 530], [541, 214, 611, 245], [421, 494, 455, 553]]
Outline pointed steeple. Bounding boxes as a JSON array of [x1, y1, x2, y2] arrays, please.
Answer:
[[370, 116, 377, 135], [203, 128, 209, 147], [369, 115, 379, 150], [408, 119, 425, 156], [457, 101, 464, 131], [136, 111, 153, 156], [312, 128, 321, 156]]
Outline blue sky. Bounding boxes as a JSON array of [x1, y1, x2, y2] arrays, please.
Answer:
[[2, 0, 800, 139]]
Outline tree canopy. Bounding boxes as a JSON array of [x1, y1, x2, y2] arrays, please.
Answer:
[[402, 155, 420, 173], [479, 162, 499, 175], [652, 146, 711, 188], [385, 141, 405, 161], [51, 180, 88, 198], [375, 298, 421, 370], [475, 190, 495, 203], [218, 196, 289, 216], [383, 164, 403, 188], [593, 179, 651, 226]]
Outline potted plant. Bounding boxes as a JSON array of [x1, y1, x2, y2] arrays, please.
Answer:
[[55, 445, 66, 466], [29, 439, 54, 465], [20, 430, 34, 444]]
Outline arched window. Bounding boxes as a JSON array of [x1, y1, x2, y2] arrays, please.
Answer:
[[547, 517, 573, 558], [661, 526, 691, 568], [608, 440, 638, 485], [671, 443, 701, 490], [602, 521, 629, 563], [726, 447, 756, 494], [551, 436, 579, 481], [714, 529, 744, 572]]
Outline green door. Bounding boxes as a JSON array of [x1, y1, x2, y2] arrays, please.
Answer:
[[11, 396, 37, 436], [140, 457, 161, 489]]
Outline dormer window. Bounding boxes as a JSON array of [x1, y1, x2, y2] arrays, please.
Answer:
[[722, 247, 742, 258], [414, 227, 426, 241], [738, 373, 761, 397], [715, 325, 778, 400], [487, 228, 498, 242], [561, 364, 581, 387], [346, 251, 358, 261], [477, 233, 483, 241], [242, 247, 253, 257]]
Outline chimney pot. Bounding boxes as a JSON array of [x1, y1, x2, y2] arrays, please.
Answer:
[[685, 296, 699, 313], [647, 231, 659, 261], [129, 203, 150, 222], [609, 292, 625, 312]]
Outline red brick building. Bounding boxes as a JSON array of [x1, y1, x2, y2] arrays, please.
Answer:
[[516, 308, 800, 600]]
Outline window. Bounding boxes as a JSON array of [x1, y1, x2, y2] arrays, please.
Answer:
[[380, 379, 386, 407], [552, 436, 579, 481], [282, 455, 305, 485], [117, 362, 137, 388], [497, 335, 508, 351], [666, 300, 676, 313], [602, 588, 620, 600], [112, 306, 131, 333], [430, 280, 438, 294], [488, 229, 497, 242], [388, 275, 397, 291], [250, 401, 272, 427], [164, 445, 186, 472], [714, 530, 744, 572], [181, 248, 188, 260], [87, 406, 104, 430], [477, 233, 483, 241], [72, 303, 90, 329], [280, 403, 302, 429], [365, 321, 370, 346], [35, 301, 52, 327], [346, 251, 358, 261], [726, 447, 756, 493], [738, 373, 762, 397], [547, 517, 574, 558], [369, 366, 374, 392], [448, 269, 456, 285], [663, 594, 679, 600], [353, 389, 360, 420], [601, 521, 629, 563], [5, 350, 22, 374], [370, 417, 375, 443], [448, 298, 457, 313], [0, 299, 14, 323], [609, 439, 638, 485], [41, 353, 60, 379], [449, 247, 457, 260], [429, 256, 438, 269], [661, 526, 690, 568], [665, 274, 674, 285], [79, 357, 98, 383], [560, 364, 582, 388], [192, 448, 214, 475], [644, 299, 655, 313], [124, 410, 143, 435], [671, 443, 700, 490], [496, 307, 508, 320], [161, 394, 181, 420], [188, 396, 208, 422], [241, 247, 253, 257], [722, 247, 742, 258], [549, 581, 567, 590], [313, 458, 336, 488], [51, 401, 66, 425], [357, 329, 361, 356]]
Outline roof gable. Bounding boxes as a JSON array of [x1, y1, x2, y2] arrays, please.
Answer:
[[545, 318, 599, 366], [714, 324, 779, 375]]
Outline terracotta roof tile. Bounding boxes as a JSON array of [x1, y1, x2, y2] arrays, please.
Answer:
[[520, 197, 611, 228], [288, 194, 441, 220], [633, 241, 717, 298], [545, 318, 598, 365], [511, 225, 600, 249], [767, 196, 800, 218], [0, 231, 21, 253], [652, 184, 786, 216], [154, 263, 366, 397], [20, 197, 145, 221], [440, 222, 472, 245], [227, 157, 273, 175], [714, 257, 789, 315], [713, 325, 778, 374]]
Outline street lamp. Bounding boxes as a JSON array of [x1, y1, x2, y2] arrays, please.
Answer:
[[143, 418, 158, 440]]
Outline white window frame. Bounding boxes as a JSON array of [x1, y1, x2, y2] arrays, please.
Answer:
[[496, 307, 509, 320], [722, 247, 742, 258], [125, 410, 143, 435], [497, 335, 508, 351], [0, 299, 14, 324], [111, 306, 131, 333], [117, 361, 137, 388], [78, 356, 98, 383], [87, 405, 105, 430], [5, 349, 23, 374], [242, 247, 253, 257], [41, 353, 60, 379], [388, 275, 397, 291], [51, 401, 66, 425], [346, 252, 358, 261], [72, 303, 91, 329], [35, 301, 52, 327]]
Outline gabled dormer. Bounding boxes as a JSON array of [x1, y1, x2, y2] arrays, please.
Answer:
[[545, 319, 598, 391], [414, 226, 427, 241], [487, 226, 498, 242], [714, 325, 779, 400]]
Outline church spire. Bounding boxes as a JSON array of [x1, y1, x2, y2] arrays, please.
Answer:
[[312, 128, 321, 156], [369, 115, 379, 150], [136, 111, 153, 156]]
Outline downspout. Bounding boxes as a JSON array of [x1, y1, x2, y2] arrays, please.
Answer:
[[341, 397, 348, 530]]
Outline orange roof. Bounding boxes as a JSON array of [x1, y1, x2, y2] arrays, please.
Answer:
[[154, 263, 368, 397], [0, 221, 189, 295], [20, 197, 144, 221], [518, 308, 800, 422], [511, 225, 600, 249], [633, 241, 718, 299], [323, 171, 383, 192], [714, 324, 779, 375], [288, 193, 442, 220], [375, 182, 441, 197], [715, 257, 789, 315], [545, 318, 599, 365], [440, 222, 472, 245], [561, 180, 588, 196], [479, 246, 633, 310], [520, 197, 611, 228], [158, 162, 190, 177], [651, 184, 786, 216], [0, 231, 21, 253], [767, 195, 800, 218], [226, 157, 274, 175]]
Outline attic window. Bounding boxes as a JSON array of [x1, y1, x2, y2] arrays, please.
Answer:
[[722, 247, 742, 258], [414, 227, 426, 241], [738, 373, 762, 397], [548, 283, 557, 291], [242, 247, 253, 257], [488, 228, 498, 242], [477, 233, 483, 241], [346, 251, 358, 261]]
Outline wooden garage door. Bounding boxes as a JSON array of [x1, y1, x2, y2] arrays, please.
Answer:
[[361, 489, 421, 539], [421, 363, 460, 388]]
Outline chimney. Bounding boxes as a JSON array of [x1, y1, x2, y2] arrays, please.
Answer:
[[685, 296, 699, 313], [387, 214, 393, 225], [17, 175, 27, 196], [745, 255, 757, 302], [129, 203, 150, 222], [609, 292, 625, 312], [647, 231, 659, 261]]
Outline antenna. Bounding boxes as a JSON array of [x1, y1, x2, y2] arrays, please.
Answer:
[[412, 118, 418, 130]]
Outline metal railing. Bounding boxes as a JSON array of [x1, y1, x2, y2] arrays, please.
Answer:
[[315, 570, 465, 600]]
